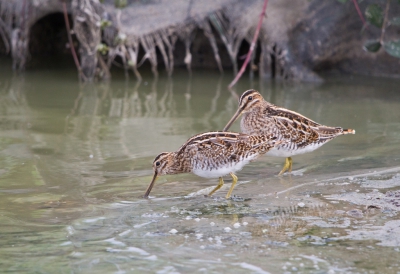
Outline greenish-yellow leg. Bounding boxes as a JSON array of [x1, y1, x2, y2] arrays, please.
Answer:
[[225, 172, 238, 199], [208, 177, 224, 196], [278, 157, 293, 175]]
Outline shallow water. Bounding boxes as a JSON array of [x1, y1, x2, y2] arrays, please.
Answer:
[[0, 61, 400, 273]]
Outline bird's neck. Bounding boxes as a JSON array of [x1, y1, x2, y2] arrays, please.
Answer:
[[242, 103, 265, 121], [240, 103, 269, 134], [168, 152, 192, 174]]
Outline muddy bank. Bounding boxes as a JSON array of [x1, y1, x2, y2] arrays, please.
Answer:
[[0, 0, 399, 81]]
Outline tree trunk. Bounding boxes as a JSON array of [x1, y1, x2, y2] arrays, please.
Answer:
[[71, 0, 102, 81]]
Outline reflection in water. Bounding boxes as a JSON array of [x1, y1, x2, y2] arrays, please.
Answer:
[[0, 67, 400, 273]]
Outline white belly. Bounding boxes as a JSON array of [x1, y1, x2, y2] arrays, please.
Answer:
[[266, 142, 326, 157], [192, 154, 258, 179]]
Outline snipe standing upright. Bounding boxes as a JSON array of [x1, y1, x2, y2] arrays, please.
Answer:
[[144, 131, 282, 199], [223, 90, 355, 175]]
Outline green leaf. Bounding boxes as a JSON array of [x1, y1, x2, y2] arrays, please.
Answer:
[[384, 40, 400, 58], [363, 40, 381, 52], [100, 19, 112, 29], [365, 4, 384, 28], [96, 43, 109, 55], [390, 17, 400, 26], [337, 0, 348, 3], [115, 0, 127, 8]]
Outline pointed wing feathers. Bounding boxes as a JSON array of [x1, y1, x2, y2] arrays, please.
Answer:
[[265, 106, 348, 145], [178, 132, 276, 160]]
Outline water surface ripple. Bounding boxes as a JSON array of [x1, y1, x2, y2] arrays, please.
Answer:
[[0, 65, 400, 273]]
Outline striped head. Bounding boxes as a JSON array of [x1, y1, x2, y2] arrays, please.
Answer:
[[143, 152, 176, 198], [223, 89, 265, 131], [238, 89, 264, 112], [152, 152, 175, 176]]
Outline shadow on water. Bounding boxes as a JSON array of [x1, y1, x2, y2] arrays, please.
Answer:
[[0, 63, 400, 272]]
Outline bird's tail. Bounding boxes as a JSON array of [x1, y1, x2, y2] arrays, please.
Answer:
[[343, 128, 356, 134]]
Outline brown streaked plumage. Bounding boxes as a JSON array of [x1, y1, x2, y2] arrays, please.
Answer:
[[144, 131, 283, 199], [223, 89, 355, 175]]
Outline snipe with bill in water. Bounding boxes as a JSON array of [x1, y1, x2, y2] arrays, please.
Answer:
[[144, 131, 283, 199]]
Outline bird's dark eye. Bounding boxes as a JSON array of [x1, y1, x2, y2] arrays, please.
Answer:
[[155, 161, 161, 166], [248, 96, 253, 101]]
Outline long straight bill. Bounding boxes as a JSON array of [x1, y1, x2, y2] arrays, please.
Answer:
[[143, 172, 158, 198], [223, 108, 243, 131]]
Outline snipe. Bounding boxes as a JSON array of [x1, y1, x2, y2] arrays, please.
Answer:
[[223, 89, 355, 175], [144, 131, 282, 199]]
